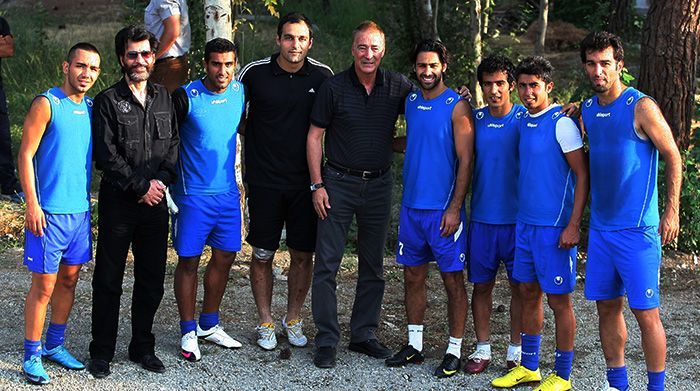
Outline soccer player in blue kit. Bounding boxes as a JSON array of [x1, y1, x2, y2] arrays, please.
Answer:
[[385, 39, 474, 378], [464, 54, 527, 374], [17, 43, 101, 384], [171, 38, 245, 361], [492, 56, 588, 391], [580, 32, 682, 391]]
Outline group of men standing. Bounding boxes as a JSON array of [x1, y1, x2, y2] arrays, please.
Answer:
[[15, 8, 681, 391]]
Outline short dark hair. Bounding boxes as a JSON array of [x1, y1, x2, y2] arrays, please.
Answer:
[[352, 20, 385, 43], [114, 25, 158, 62], [411, 39, 451, 67], [477, 54, 515, 86], [579, 31, 625, 63], [515, 56, 555, 84], [204, 38, 238, 62], [277, 12, 314, 39], [66, 42, 100, 63]]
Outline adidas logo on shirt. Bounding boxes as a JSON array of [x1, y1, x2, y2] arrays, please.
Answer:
[[308, 88, 315, 93]]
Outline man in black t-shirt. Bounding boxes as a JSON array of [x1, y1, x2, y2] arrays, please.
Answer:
[[238, 12, 332, 351], [0, 16, 21, 201]]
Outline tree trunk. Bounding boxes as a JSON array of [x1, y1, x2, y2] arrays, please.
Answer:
[[432, 0, 440, 41], [534, 0, 548, 55], [204, 0, 233, 41], [415, 0, 438, 39], [482, 0, 491, 36], [607, 0, 632, 37], [470, 0, 483, 107], [638, 0, 700, 150]]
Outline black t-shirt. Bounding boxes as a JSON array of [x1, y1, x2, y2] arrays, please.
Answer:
[[310, 66, 414, 171], [0, 17, 11, 88], [239, 54, 333, 190]]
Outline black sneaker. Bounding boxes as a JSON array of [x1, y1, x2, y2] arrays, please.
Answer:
[[348, 339, 392, 359], [434, 353, 461, 378], [385, 345, 424, 367], [87, 358, 111, 379], [313, 346, 336, 368]]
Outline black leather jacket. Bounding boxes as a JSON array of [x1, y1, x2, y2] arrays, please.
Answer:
[[92, 78, 179, 198]]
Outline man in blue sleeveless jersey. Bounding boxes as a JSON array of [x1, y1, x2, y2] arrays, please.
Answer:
[[17, 43, 101, 385], [492, 57, 589, 391], [170, 38, 245, 362], [384, 40, 473, 378], [580, 32, 682, 391], [464, 54, 526, 374]]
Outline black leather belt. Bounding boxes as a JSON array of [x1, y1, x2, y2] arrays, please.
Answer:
[[327, 161, 390, 180], [156, 54, 187, 64]]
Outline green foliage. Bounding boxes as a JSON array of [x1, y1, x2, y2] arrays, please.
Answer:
[[568, 67, 636, 103]]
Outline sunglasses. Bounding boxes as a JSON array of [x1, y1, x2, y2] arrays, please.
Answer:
[[126, 50, 154, 60]]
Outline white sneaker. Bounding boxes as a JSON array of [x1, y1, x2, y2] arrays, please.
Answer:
[[282, 315, 308, 347], [599, 380, 621, 391], [180, 331, 201, 362], [197, 324, 242, 349], [256, 322, 277, 350]]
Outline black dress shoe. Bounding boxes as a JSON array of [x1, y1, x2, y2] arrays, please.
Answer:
[[87, 358, 111, 379], [348, 339, 392, 359], [313, 346, 336, 368], [130, 354, 166, 373]]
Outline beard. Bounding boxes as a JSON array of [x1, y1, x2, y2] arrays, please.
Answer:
[[419, 73, 442, 91], [126, 63, 153, 82]]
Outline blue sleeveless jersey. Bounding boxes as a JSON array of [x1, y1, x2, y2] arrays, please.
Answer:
[[517, 105, 576, 227], [35, 87, 92, 213], [402, 88, 461, 210], [470, 104, 527, 224], [173, 79, 245, 195], [582, 87, 659, 230]]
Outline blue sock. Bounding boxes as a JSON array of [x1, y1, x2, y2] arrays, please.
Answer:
[[199, 312, 219, 331], [180, 320, 197, 335], [44, 322, 67, 351], [647, 370, 665, 391], [607, 366, 629, 391], [521, 333, 541, 371], [553, 349, 574, 380], [24, 339, 41, 361]]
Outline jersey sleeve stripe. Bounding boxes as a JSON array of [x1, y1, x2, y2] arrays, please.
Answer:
[[237, 57, 271, 81], [307, 57, 334, 75]]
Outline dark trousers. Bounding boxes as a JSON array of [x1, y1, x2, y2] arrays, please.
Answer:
[[150, 55, 189, 93], [89, 182, 169, 361], [312, 166, 393, 347], [0, 87, 18, 191]]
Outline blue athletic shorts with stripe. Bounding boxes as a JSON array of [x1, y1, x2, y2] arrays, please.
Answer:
[[467, 221, 516, 283], [513, 222, 577, 294], [172, 191, 242, 256], [584, 226, 661, 310], [396, 206, 467, 273], [24, 211, 92, 274]]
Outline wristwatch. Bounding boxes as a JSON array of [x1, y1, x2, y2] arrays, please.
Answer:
[[310, 182, 325, 192]]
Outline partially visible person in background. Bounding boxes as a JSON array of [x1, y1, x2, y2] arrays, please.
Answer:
[[0, 16, 22, 202], [145, 0, 190, 92]]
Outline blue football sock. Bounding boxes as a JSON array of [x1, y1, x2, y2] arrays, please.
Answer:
[[24, 339, 41, 361], [553, 349, 573, 380], [199, 312, 219, 331], [180, 320, 197, 335], [44, 322, 67, 351], [521, 333, 541, 371], [607, 366, 629, 391], [647, 370, 665, 391]]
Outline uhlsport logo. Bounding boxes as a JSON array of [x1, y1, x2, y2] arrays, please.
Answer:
[[626, 96, 635, 105], [476, 111, 484, 120], [445, 97, 455, 105], [190, 88, 199, 97], [585, 98, 593, 108], [554, 276, 564, 286], [552, 111, 561, 119], [231, 82, 240, 92], [459, 253, 466, 263], [516, 111, 523, 119], [52, 95, 60, 104], [86, 98, 93, 107], [409, 93, 418, 102], [596, 112, 611, 118], [645, 288, 654, 298]]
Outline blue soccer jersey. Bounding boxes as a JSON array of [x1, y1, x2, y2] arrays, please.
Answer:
[[582, 87, 659, 230], [517, 105, 580, 227], [470, 104, 526, 224], [35, 87, 92, 213], [402, 88, 462, 210], [172, 79, 245, 195]]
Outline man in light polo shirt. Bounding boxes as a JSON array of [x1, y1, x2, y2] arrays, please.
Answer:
[[145, 0, 190, 92]]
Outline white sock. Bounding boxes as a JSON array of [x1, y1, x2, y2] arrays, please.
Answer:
[[476, 341, 492, 357], [408, 324, 424, 352], [507, 342, 522, 359], [446, 336, 462, 358]]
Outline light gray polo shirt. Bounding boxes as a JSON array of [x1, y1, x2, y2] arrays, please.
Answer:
[[145, 0, 191, 58]]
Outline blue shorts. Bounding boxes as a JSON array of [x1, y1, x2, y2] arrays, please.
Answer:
[[172, 192, 242, 257], [467, 221, 516, 283], [24, 211, 92, 274], [396, 206, 467, 273], [513, 222, 577, 294], [584, 226, 661, 310]]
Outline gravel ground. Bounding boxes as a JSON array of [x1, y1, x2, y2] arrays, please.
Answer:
[[0, 246, 698, 390]]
